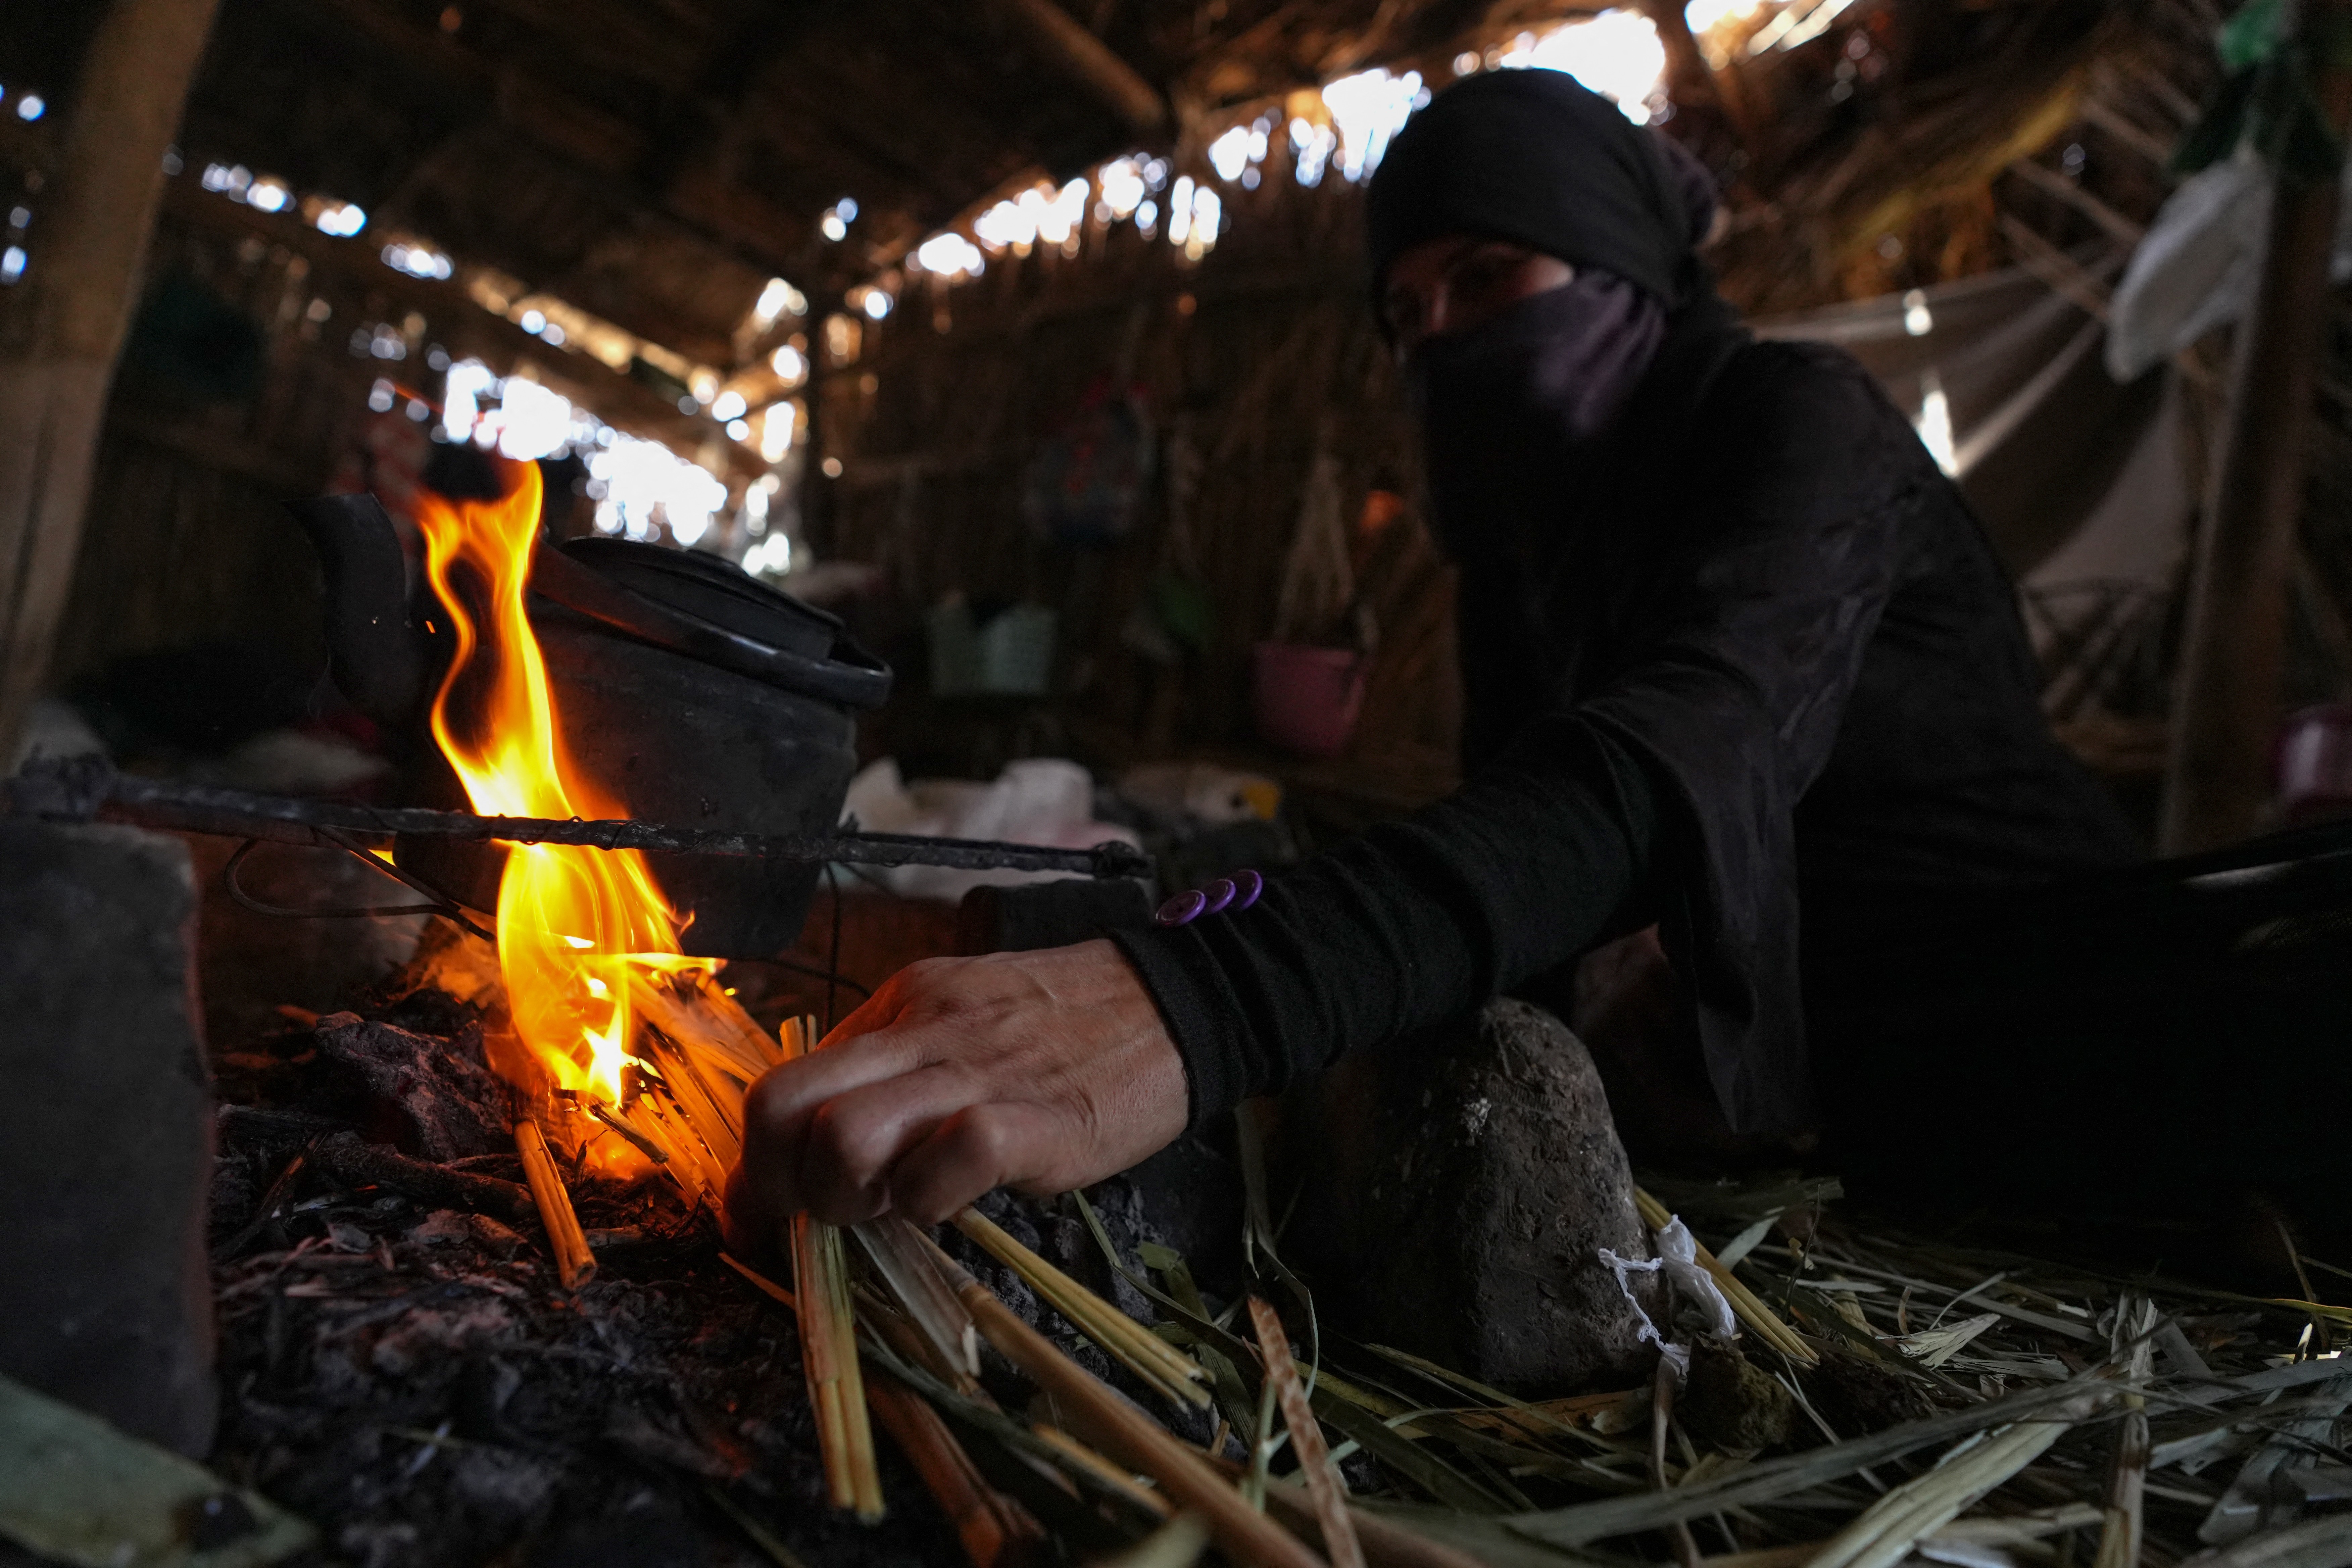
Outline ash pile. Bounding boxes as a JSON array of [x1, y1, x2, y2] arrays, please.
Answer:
[[202, 937, 1213, 1568]]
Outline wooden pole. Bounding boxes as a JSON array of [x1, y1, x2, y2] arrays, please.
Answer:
[[0, 0, 224, 764], [1637, 0, 1765, 152], [2159, 0, 2352, 853], [988, 0, 1169, 140]]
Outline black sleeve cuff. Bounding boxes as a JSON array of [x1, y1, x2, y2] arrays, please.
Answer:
[[1110, 720, 1664, 1134], [1110, 924, 1248, 1133]]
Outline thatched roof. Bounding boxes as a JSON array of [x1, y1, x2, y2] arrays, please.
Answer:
[[0, 0, 2210, 466], [62, 1, 1592, 362]]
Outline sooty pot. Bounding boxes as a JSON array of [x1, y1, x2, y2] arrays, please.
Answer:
[[292, 493, 891, 957]]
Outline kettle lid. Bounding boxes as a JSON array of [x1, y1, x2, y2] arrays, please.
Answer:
[[559, 537, 841, 661], [535, 536, 892, 711]]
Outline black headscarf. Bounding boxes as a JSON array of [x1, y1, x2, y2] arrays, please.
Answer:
[[1373, 71, 1738, 555], [1366, 70, 1712, 307]]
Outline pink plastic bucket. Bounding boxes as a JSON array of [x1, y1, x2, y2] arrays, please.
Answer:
[[2279, 703, 2352, 824], [1252, 642, 1366, 759]]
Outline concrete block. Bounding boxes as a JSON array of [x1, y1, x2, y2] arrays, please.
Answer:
[[179, 835, 425, 1049], [0, 820, 216, 1455]]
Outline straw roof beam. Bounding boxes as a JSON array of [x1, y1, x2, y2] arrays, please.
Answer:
[[457, 0, 709, 93], [290, 0, 819, 291]]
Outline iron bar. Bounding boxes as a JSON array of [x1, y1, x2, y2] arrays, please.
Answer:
[[5, 758, 1151, 880]]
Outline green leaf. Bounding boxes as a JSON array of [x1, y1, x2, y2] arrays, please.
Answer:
[[2221, 0, 2287, 72], [1138, 1241, 1184, 1271]]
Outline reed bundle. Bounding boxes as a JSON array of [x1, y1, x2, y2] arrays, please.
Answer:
[[775, 1015, 882, 1522], [953, 1206, 1212, 1409]]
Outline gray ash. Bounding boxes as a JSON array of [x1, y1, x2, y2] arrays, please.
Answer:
[[204, 980, 1234, 1564], [208, 997, 958, 1568]]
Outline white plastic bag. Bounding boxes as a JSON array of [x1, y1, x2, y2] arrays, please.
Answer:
[[1654, 1216, 1738, 1340], [1597, 1214, 1739, 1379], [2107, 147, 2352, 382], [838, 757, 1140, 902]]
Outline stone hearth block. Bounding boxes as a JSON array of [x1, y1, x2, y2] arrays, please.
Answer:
[[180, 834, 426, 1048], [1280, 997, 1659, 1394], [0, 821, 216, 1456]]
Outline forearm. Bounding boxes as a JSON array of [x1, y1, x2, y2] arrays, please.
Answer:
[[1115, 717, 1659, 1127]]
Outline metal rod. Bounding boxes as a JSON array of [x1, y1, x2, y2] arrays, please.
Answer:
[[5, 757, 1151, 879]]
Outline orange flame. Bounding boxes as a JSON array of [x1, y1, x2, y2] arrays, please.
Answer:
[[415, 463, 681, 1115]]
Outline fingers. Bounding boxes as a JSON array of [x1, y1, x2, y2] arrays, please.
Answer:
[[718, 1162, 787, 1265], [886, 1101, 1065, 1225], [793, 1062, 985, 1224], [725, 944, 1185, 1234], [736, 962, 1000, 1223], [735, 1021, 935, 1216], [813, 963, 925, 1047]]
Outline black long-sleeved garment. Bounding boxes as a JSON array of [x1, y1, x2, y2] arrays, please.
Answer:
[[1116, 310, 2141, 1137]]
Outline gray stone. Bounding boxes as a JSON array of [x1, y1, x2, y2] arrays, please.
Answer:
[[1279, 997, 1660, 1394], [0, 820, 216, 1455]]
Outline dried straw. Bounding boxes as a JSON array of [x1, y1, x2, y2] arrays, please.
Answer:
[[775, 1014, 882, 1523], [1247, 1294, 1364, 1568], [1808, 1393, 2107, 1568], [869, 1371, 1026, 1567], [918, 1231, 1326, 1568], [512, 1118, 595, 1288], [1031, 1423, 1176, 1521], [953, 1206, 1211, 1409], [627, 967, 780, 1083], [1634, 1187, 1815, 1365], [795, 1210, 883, 1520], [728, 1256, 1027, 1564], [1253, 1481, 1488, 1568], [853, 1214, 979, 1384], [2093, 1295, 2157, 1568]]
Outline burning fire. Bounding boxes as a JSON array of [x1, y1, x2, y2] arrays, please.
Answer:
[[416, 463, 778, 1198], [418, 467, 917, 1519], [418, 462, 677, 1109]]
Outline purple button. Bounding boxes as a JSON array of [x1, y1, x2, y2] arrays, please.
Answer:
[[1154, 888, 1208, 927], [1231, 868, 1264, 910], [1200, 877, 1237, 914]]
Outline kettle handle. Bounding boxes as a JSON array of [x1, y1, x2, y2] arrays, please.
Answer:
[[529, 541, 893, 710], [287, 493, 430, 729]]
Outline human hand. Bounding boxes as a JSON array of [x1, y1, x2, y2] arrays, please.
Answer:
[[722, 939, 1188, 1249]]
